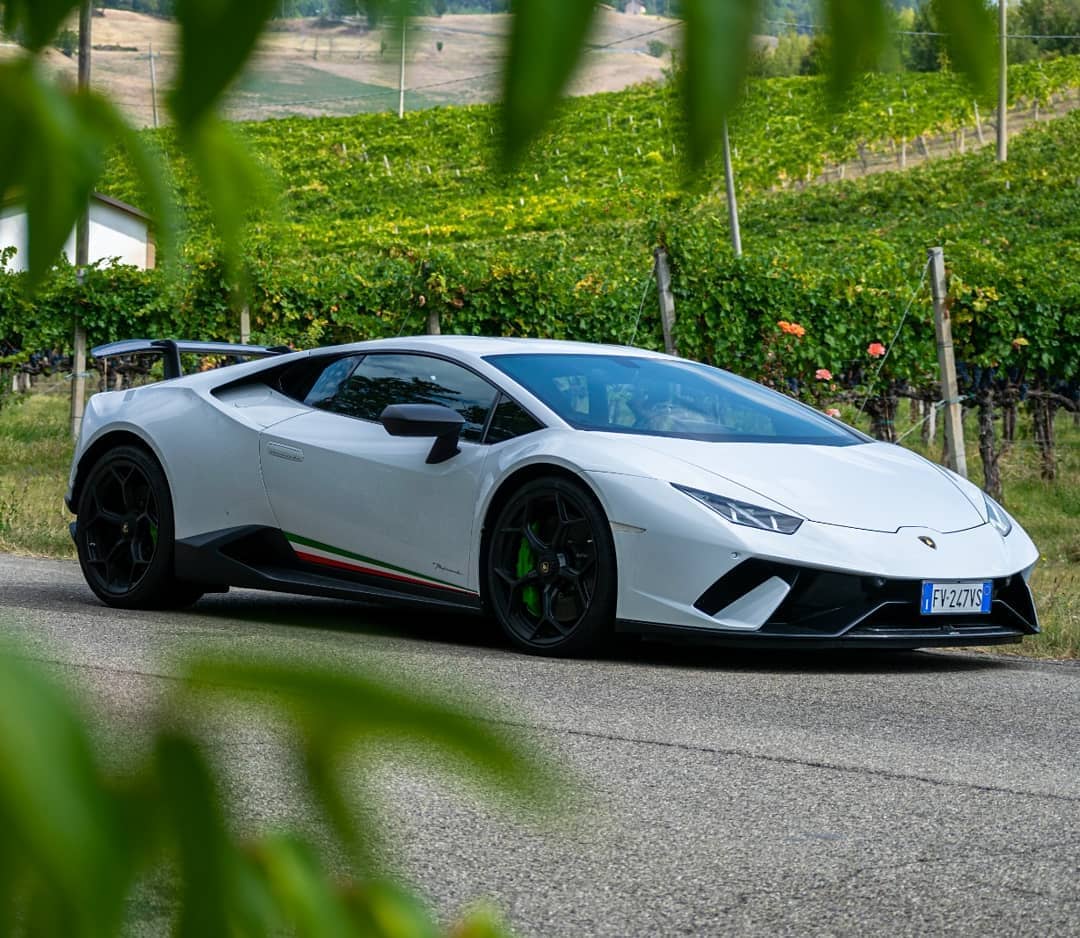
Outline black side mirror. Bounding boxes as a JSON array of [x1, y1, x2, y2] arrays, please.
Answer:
[[379, 404, 465, 464]]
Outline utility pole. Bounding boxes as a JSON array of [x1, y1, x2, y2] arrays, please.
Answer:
[[721, 118, 742, 257], [397, 13, 407, 118], [997, 0, 1007, 162], [928, 247, 968, 478], [148, 40, 159, 128], [71, 0, 92, 440], [654, 248, 677, 356]]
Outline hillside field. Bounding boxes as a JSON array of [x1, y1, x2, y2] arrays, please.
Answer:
[[0, 8, 677, 125]]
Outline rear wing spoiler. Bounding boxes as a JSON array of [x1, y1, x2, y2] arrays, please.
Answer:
[[91, 339, 292, 380]]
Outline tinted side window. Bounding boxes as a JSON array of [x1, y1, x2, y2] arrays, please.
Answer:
[[304, 355, 362, 409], [331, 354, 498, 443], [485, 395, 543, 444], [275, 354, 360, 404]]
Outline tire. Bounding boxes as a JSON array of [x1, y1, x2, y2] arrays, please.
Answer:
[[486, 476, 617, 656], [75, 444, 204, 610]]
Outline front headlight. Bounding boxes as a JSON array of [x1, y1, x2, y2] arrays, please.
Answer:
[[984, 493, 1013, 538], [674, 484, 803, 535]]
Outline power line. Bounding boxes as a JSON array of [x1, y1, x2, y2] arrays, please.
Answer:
[[224, 21, 684, 113], [224, 18, 681, 112], [586, 21, 680, 51]]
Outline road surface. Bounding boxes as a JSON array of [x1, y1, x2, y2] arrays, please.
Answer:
[[2, 552, 1078, 936]]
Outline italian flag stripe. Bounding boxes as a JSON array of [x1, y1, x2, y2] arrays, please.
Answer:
[[285, 533, 476, 595]]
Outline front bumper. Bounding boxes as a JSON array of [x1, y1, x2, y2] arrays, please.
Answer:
[[618, 559, 1039, 649]]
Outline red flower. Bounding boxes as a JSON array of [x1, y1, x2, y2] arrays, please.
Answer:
[[815, 368, 832, 381], [867, 342, 886, 358]]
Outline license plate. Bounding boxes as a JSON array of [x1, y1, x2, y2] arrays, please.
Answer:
[[920, 581, 992, 615]]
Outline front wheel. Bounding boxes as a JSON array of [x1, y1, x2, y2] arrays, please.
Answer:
[[75, 445, 203, 609], [486, 477, 616, 656]]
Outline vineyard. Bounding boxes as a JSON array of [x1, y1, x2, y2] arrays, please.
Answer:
[[3, 60, 1080, 489]]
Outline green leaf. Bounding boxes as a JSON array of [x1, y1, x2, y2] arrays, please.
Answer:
[[185, 656, 558, 811], [501, 0, 600, 166], [248, 834, 354, 938], [184, 116, 272, 283], [935, 0, 997, 98], [154, 732, 233, 938], [0, 62, 168, 290], [170, 0, 279, 130], [1, 0, 80, 54], [0, 62, 98, 287], [300, 726, 382, 871], [823, 0, 890, 99], [680, 0, 762, 169], [343, 879, 440, 938], [0, 650, 130, 938], [75, 94, 176, 270], [451, 903, 515, 938]]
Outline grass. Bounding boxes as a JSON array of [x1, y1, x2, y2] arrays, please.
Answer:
[[0, 390, 78, 559], [1, 390, 1077, 658]]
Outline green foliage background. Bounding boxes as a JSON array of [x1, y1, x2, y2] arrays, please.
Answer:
[[4, 63, 1079, 392]]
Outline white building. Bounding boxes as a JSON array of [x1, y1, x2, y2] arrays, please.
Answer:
[[0, 192, 156, 272]]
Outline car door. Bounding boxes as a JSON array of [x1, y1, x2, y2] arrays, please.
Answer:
[[259, 352, 499, 600]]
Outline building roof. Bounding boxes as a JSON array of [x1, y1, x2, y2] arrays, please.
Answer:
[[1, 190, 150, 222]]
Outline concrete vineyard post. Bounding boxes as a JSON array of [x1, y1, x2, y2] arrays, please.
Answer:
[[928, 247, 968, 479]]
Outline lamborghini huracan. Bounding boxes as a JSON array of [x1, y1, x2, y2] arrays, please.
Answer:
[[66, 335, 1040, 655]]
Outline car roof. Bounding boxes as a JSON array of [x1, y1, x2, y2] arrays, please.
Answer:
[[325, 335, 673, 361]]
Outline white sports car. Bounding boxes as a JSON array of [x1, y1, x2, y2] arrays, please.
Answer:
[[67, 335, 1040, 655]]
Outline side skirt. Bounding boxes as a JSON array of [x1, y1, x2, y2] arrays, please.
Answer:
[[175, 526, 483, 614]]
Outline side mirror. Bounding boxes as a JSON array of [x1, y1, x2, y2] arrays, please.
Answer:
[[380, 403, 465, 464]]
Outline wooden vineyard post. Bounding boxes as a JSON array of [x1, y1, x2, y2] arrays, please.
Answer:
[[71, 0, 92, 441], [654, 248, 677, 356], [928, 247, 968, 478]]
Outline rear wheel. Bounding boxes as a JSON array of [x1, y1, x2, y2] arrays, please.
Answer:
[[487, 477, 616, 656], [75, 445, 203, 609]]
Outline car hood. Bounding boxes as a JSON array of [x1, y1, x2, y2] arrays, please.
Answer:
[[614, 436, 986, 534]]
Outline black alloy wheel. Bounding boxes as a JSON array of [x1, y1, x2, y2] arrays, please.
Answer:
[[75, 445, 203, 609], [487, 476, 616, 655]]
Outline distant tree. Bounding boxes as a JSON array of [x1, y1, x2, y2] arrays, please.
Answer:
[[904, 0, 942, 71], [748, 32, 814, 77], [53, 26, 77, 56], [1017, 0, 1080, 56]]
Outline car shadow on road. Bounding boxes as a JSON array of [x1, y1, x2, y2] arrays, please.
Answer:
[[188, 591, 1024, 675]]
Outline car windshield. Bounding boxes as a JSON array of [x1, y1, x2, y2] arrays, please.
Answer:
[[485, 353, 864, 445]]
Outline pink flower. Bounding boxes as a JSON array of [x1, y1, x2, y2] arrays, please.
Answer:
[[826, 407, 842, 418], [867, 342, 886, 358], [815, 368, 832, 381]]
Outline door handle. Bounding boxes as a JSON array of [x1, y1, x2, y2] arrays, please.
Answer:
[[267, 441, 304, 462]]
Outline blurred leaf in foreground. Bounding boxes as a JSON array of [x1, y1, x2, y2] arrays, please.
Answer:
[[0, 645, 540, 936], [0, 0, 80, 54], [501, 0, 600, 166]]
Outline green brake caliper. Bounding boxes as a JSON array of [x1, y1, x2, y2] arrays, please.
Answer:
[[149, 522, 158, 547], [516, 523, 541, 616]]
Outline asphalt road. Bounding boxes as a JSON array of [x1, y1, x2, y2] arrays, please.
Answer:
[[2, 552, 1079, 936]]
